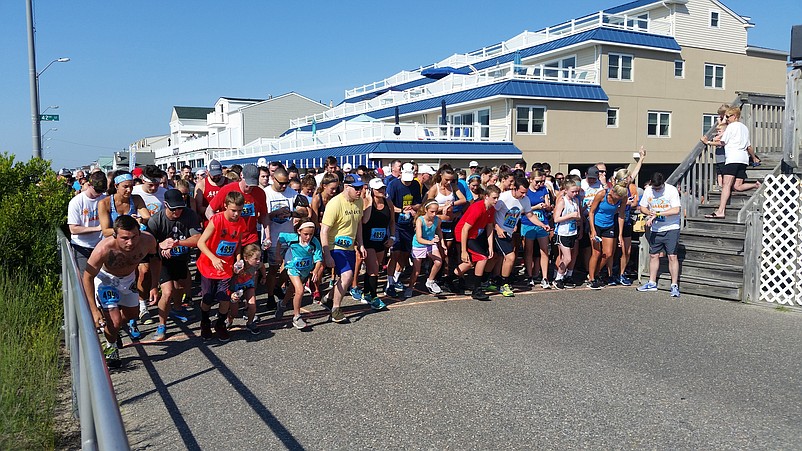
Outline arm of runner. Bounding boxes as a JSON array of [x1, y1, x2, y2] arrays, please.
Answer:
[[588, 191, 604, 241], [82, 245, 106, 328], [320, 224, 334, 268], [197, 221, 225, 272], [98, 198, 114, 237]]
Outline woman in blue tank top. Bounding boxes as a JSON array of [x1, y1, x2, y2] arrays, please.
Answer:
[[586, 183, 628, 289]]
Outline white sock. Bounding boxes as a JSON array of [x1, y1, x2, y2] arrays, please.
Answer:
[[394, 271, 402, 281], [556, 273, 564, 281], [139, 300, 147, 312]]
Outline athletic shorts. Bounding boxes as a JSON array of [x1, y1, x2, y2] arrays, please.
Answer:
[[287, 268, 312, 280], [94, 269, 139, 309], [232, 276, 255, 293], [440, 221, 455, 241], [648, 229, 680, 255], [621, 222, 633, 238], [493, 235, 515, 256], [521, 223, 549, 240], [412, 244, 440, 260], [70, 243, 94, 275], [722, 163, 748, 180], [331, 249, 356, 276], [365, 236, 388, 252], [392, 228, 413, 253], [715, 162, 725, 176], [594, 224, 616, 239], [556, 234, 577, 248], [458, 237, 490, 262], [159, 258, 189, 285], [201, 276, 231, 305]]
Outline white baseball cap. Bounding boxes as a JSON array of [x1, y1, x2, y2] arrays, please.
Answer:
[[469, 160, 479, 167], [257, 157, 268, 167], [368, 177, 385, 190], [569, 169, 581, 177], [401, 170, 415, 182], [419, 164, 436, 175], [402, 162, 414, 172], [343, 162, 353, 172]]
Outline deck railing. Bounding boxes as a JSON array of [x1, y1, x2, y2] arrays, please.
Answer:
[[58, 229, 130, 450]]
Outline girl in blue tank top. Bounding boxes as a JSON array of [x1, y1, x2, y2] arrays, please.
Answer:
[[586, 184, 628, 289], [408, 201, 445, 296]]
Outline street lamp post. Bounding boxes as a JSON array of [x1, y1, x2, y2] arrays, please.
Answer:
[[26, 0, 69, 159]]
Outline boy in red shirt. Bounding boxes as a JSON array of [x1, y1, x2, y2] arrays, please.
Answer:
[[197, 191, 247, 342], [454, 185, 501, 301]]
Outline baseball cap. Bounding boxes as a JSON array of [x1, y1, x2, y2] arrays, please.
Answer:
[[569, 169, 581, 177], [163, 189, 187, 209], [241, 164, 259, 186], [343, 174, 365, 187], [208, 159, 223, 176], [196, 168, 207, 177], [58, 168, 72, 177], [469, 160, 479, 168], [401, 170, 415, 182], [257, 157, 268, 167], [587, 166, 600, 179], [419, 164, 435, 175], [342, 162, 353, 173], [368, 177, 385, 190], [132, 167, 143, 178], [402, 162, 414, 172]]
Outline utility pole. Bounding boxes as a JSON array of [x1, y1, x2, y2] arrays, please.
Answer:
[[26, 0, 41, 159]]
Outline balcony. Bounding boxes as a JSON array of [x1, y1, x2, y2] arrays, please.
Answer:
[[207, 111, 227, 128]]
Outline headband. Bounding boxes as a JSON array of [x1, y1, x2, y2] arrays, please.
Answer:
[[468, 174, 481, 181], [114, 173, 134, 184], [139, 174, 155, 183], [298, 221, 316, 231], [424, 200, 439, 208]]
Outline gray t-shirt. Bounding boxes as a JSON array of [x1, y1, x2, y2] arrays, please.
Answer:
[[146, 208, 202, 261]]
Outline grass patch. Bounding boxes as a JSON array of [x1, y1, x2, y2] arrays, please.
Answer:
[[0, 270, 62, 449], [775, 305, 791, 312]]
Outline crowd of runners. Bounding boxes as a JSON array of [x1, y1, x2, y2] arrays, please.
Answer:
[[66, 144, 689, 368]]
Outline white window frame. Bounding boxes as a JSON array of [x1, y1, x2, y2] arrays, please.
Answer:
[[445, 107, 491, 139], [647, 111, 671, 138], [607, 108, 619, 128], [626, 12, 649, 32], [702, 114, 718, 135], [516, 105, 547, 135], [608, 53, 634, 81], [674, 60, 685, 78], [709, 10, 720, 28], [704, 63, 725, 89]]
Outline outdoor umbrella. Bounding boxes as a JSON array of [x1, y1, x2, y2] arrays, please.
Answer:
[[440, 99, 447, 133], [394, 106, 401, 136], [311, 118, 317, 137], [513, 50, 523, 75]]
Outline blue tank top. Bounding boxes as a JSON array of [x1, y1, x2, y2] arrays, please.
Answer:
[[593, 190, 620, 228], [109, 195, 132, 222], [522, 186, 549, 226], [412, 216, 439, 248]]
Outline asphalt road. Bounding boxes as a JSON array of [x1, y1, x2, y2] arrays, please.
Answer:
[[110, 285, 802, 450]]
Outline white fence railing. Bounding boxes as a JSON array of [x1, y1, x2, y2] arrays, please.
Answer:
[[757, 175, 802, 306]]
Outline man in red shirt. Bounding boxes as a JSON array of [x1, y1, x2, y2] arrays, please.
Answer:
[[454, 184, 501, 301], [194, 159, 229, 221], [197, 191, 248, 342], [207, 164, 268, 246]]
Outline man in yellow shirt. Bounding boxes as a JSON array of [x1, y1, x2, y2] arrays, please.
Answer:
[[321, 174, 366, 323]]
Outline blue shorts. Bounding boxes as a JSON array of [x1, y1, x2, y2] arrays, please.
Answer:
[[287, 268, 312, 279], [232, 277, 255, 292], [331, 249, 356, 276], [521, 223, 549, 240]]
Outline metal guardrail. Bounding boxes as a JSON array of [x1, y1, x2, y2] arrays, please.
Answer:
[[58, 229, 130, 450]]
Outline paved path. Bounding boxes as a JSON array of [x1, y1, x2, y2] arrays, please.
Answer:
[[111, 286, 802, 450]]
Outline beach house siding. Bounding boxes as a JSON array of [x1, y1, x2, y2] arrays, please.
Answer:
[[673, 0, 748, 53], [241, 93, 329, 143]]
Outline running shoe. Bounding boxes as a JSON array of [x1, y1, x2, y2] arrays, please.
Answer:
[[482, 281, 498, 292], [274, 299, 286, 319], [384, 282, 396, 296], [619, 275, 633, 286], [304, 283, 312, 296], [328, 278, 336, 289], [103, 343, 121, 368], [153, 324, 167, 342], [215, 321, 230, 342], [540, 279, 551, 290], [426, 280, 443, 295], [350, 287, 364, 301], [169, 309, 188, 322], [563, 278, 577, 289], [471, 287, 491, 301], [552, 279, 566, 290], [139, 309, 154, 325], [528, 277, 536, 288], [292, 315, 308, 330], [127, 319, 141, 340], [312, 290, 322, 303], [393, 282, 405, 294], [245, 321, 261, 335], [200, 320, 213, 341], [500, 283, 515, 297], [331, 307, 347, 323], [588, 279, 604, 290], [637, 281, 658, 292], [369, 296, 387, 310], [670, 284, 681, 297], [607, 275, 618, 286]]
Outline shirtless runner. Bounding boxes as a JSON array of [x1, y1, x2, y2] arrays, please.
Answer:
[[83, 215, 161, 368]]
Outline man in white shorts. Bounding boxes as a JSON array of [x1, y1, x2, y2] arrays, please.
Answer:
[[83, 215, 161, 368]]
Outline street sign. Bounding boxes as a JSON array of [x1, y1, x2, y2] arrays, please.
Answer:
[[39, 114, 59, 121]]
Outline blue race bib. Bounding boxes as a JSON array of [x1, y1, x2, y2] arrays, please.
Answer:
[[97, 285, 120, 308], [171, 246, 188, 256], [216, 240, 237, 257], [334, 235, 354, 248], [294, 257, 313, 270], [369, 228, 386, 242], [242, 203, 255, 217]]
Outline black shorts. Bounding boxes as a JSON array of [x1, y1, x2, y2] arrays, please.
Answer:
[[594, 224, 616, 239], [715, 162, 725, 175], [621, 222, 633, 238], [493, 235, 515, 256], [392, 227, 413, 253], [556, 234, 577, 248], [364, 239, 387, 252], [441, 221, 455, 241], [722, 163, 748, 179], [160, 258, 189, 284], [201, 276, 231, 305]]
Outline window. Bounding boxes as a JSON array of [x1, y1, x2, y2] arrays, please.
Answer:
[[542, 55, 577, 81], [674, 60, 685, 78], [704, 63, 725, 89], [627, 13, 649, 31], [516, 106, 546, 134], [478, 109, 490, 139], [447, 108, 491, 138], [607, 109, 619, 128], [608, 53, 633, 81], [702, 114, 718, 135], [710, 11, 720, 28], [647, 112, 671, 137]]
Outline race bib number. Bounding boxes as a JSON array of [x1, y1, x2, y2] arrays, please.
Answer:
[[97, 285, 120, 308], [216, 240, 237, 257], [534, 210, 546, 222], [242, 203, 255, 217], [568, 220, 577, 233], [294, 257, 313, 270], [334, 235, 354, 248], [398, 213, 411, 225], [369, 228, 386, 242], [171, 246, 188, 256]]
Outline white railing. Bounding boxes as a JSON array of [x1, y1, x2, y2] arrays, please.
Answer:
[[207, 111, 226, 127], [293, 62, 599, 128], [343, 10, 672, 100], [153, 128, 240, 159], [213, 122, 510, 161]]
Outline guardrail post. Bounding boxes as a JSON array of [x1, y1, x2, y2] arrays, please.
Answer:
[[742, 210, 763, 303]]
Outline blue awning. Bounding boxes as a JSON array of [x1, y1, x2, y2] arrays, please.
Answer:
[[421, 66, 473, 79]]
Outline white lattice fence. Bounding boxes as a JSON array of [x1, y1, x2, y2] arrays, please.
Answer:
[[760, 175, 802, 305]]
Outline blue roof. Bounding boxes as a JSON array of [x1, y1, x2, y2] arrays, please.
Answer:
[[341, 77, 433, 104], [219, 141, 522, 168], [604, 0, 658, 14], [292, 80, 608, 134]]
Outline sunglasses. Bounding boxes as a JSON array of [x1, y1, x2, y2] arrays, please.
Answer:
[[347, 184, 364, 191], [555, 177, 564, 181], [167, 207, 184, 212], [275, 180, 289, 186]]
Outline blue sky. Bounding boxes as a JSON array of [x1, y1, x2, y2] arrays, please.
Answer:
[[0, 0, 799, 170]]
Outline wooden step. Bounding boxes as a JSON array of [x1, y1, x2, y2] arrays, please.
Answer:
[[746, 167, 775, 180], [696, 204, 743, 218], [664, 259, 743, 282], [705, 190, 752, 207], [679, 229, 745, 252], [678, 244, 744, 267], [684, 217, 746, 234], [655, 273, 742, 301]]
